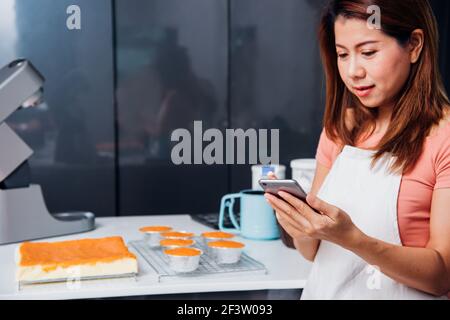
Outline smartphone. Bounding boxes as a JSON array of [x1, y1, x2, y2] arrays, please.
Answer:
[[258, 179, 308, 201]]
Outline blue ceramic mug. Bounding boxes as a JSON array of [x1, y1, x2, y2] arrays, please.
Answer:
[[219, 190, 280, 240]]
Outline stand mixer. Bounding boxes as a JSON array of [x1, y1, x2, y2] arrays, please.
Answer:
[[0, 59, 95, 245]]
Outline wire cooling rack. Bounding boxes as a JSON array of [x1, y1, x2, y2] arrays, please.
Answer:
[[129, 239, 267, 282]]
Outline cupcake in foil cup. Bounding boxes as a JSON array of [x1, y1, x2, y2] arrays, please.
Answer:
[[164, 247, 203, 273], [160, 231, 195, 240], [160, 238, 196, 250], [139, 226, 172, 248], [207, 240, 245, 264]]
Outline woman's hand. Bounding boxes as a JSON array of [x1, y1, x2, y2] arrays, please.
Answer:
[[264, 189, 361, 248], [265, 172, 315, 243]]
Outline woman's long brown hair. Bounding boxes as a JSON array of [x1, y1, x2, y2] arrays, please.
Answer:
[[319, 0, 450, 174]]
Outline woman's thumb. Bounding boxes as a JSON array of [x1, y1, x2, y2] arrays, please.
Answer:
[[267, 172, 278, 180]]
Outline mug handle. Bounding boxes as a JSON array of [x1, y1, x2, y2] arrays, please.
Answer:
[[219, 193, 241, 234]]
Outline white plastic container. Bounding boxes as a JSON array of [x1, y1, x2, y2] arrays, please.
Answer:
[[290, 159, 316, 193], [251, 165, 286, 190]]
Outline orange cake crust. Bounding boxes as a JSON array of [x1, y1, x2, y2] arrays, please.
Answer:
[[164, 247, 202, 256], [139, 226, 172, 233], [161, 231, 195, 238], [19, 236, 136, 272], [201, 231, 235, 239], [207, 240, 245, 249]]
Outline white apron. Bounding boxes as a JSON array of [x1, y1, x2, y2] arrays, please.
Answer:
[[301, 145, 446, 300]]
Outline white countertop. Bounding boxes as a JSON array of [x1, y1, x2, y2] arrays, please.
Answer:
[[0, 215, 312, 300]]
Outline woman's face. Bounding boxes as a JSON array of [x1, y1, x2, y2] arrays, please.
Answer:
[[334, 16, 412, 109]]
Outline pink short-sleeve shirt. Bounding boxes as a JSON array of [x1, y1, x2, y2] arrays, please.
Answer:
[[315, 122, 450, 248]]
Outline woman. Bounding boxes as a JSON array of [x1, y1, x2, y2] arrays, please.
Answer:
[[265, 0, 450, 299]]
